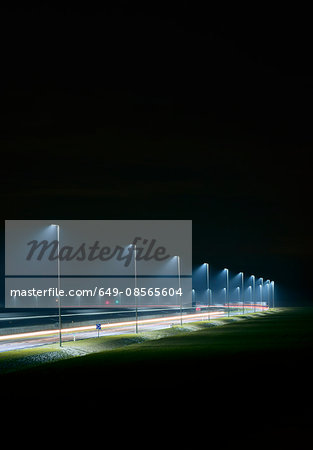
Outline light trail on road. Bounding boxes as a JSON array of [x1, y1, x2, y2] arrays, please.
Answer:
[[0, 310, 227, 352], [0, 305, 268, 353]]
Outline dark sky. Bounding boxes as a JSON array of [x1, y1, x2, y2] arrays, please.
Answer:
[[1, 3, 313, 305]]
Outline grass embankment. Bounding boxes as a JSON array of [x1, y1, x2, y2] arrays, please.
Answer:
[[0, 310, 283, 374], [1, 308, 313, 443]]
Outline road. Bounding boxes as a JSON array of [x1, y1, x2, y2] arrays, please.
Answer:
[[0, 304, 265, 352]]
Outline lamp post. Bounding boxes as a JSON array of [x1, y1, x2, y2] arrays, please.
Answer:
[[176, 256, 182, 326], [272, 281, 275, 308], [205, 263, 210, 321], [224, 268, 229, 317], [51, 224, 61, 347], [133, 244, 138, 333], [252, 275, 256, 312], [265, 280, 271, 309], [259, 278, 263, 311], [240, 272, 244, 315]]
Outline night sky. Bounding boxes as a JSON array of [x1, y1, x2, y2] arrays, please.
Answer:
[[1, 4, 312, 305]]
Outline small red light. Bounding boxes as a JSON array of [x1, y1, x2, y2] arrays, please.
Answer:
[[105, 300, 110, 305]]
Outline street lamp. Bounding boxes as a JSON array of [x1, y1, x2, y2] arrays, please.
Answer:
[[51, 224, 61, 347], [205, 263, 210, 321], [251, 275, 256, 312], [176, 256, 182, 325], [259, 278, 264, 311], [265, 280, 271, 309], [240, 272, 244, 315], [132, 243, 138, 334], [271, 281, 275, 308], [224, 268, 229, 317]]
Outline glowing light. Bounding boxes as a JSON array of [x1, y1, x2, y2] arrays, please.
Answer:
[[0, 311, 225, 342]]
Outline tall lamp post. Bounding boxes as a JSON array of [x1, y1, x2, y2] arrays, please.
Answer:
[[265, 280, 271, 309], [240, 272, 244, 315], [133, 244, 138, 333], [205, 263, 210, 321], [259, 278, 263, 311], [176, 256, 182, 326], [252, 275, 256, 312], [51, 224, 61, 347], [272, 281, 275, 309], [224, 268, 229, 317]]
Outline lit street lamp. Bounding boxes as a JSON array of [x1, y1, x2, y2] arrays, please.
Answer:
[[176, 256, 182, 326], [259, 278, 264, 311], [248, 286, 252, 309], [265, 280, 271, 309], [205, 263, 210, 320], [272, 281, 275, 308], [51, 224, 61, 347], [132, 243, 138, 333], [224, 268, 229, 317], [240, 272, 244, 314], [251, 275, 256, 312]]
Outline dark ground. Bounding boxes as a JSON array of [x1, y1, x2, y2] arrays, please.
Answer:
[[1, 307, 313, 445]]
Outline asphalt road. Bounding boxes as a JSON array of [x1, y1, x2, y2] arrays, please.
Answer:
[[0, 305, 261, 352], [0, 303, 257, 329], [0, 306, 230, 352]]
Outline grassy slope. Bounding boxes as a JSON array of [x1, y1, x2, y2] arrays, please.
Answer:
[[2, 308, 313, 444]]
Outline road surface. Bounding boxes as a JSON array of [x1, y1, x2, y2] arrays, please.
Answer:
[[0, 304, 265, 352]]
